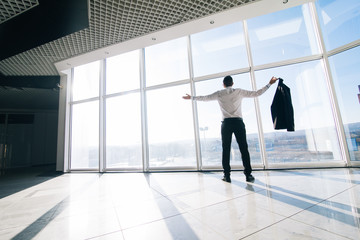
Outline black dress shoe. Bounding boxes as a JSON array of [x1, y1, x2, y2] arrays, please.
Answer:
[[222, 176, 231, 183], [246, 174, 255, 182]]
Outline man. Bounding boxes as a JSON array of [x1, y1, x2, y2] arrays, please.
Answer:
[[183, 75, 278, 183]]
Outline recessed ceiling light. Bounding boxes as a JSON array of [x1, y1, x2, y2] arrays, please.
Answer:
[[210, 20, 215, 24], [152, 37, 156, 41]]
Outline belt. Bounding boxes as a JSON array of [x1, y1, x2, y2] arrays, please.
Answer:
[[223, 117, 243, 121]]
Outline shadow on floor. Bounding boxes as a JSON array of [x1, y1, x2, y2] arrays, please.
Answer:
[[0, 164, 62, 199]]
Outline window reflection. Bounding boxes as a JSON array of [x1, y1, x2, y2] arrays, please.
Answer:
[[191, 22, 248, 77], [145, 37, 189, 86], [255, 61, 342, 164], [147, 84, 196, 168], [329, 46, 360, 161], [247, 4, 319, 66], [316, 0, 360, 51], [71, 101, 99, 169]]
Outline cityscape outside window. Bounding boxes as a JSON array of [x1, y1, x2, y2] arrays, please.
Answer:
[[106, 93, 143, 169], [70, 101, 99, 169], [147, 85, 196, 168], [328, 46, 360, 161], [71, 61, 100, 169], [256, 61, 342, 164]]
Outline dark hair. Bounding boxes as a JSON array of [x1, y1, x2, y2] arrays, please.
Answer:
[[223, 75, 233, 87]]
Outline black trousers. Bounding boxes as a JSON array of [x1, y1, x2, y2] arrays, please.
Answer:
[[221, 118, 252, 177]]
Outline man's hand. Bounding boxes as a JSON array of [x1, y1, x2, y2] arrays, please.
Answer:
[[269, 76, 278, 85], [182, 94, 191, 100]]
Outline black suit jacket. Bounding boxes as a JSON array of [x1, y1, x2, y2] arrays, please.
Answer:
[[270, 78, 295, 131]]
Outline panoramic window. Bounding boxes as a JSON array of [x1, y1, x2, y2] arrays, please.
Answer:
[[106, 50, 140, 94], [190, 22, 248, 77], [66, 1, 359, 172], [195, 73, 263, 167], [72, 61, 100, 101], [145, 37, 189, 86], [146, 84, 196, 168], [255, 60, 342, 164], [70, 101, 99, 169], [328, 46, 360, 161], [247, 4, 319, 66], [105, 93, 142, 169], [316, 0, 360, 51]]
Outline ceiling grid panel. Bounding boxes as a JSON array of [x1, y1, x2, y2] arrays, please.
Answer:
[[0, 0, 261, 76], [0, 0, 39, 24]]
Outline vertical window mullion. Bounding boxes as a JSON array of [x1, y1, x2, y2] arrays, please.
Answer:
[[64, 69, 72, 172], [243, 19, 267, 169], [140, 49, 149, 172], [187, 35, 202, 171], [99, 59, 106, 172], [67, 68, 74, 172]]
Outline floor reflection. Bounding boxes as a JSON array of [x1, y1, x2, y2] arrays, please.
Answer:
[[0, 168, 359, 239]]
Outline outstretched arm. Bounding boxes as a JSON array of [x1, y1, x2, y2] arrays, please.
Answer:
[[183, 77, 277, 99], [183, 91, 219, 101], [240, 76, 279, 98]]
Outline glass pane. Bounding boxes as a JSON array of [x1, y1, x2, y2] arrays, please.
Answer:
[[316, 0, 360, 51], [106, 50, 140, 94], [247, 4, 319, 66], [106, 93, 142, 169], [328, 46, 360, 161], [255, 60, 342, 164], [191, 22, 248, 77], [71, 101, 99, 169], [145, 37, 189, 86], [72, 61, 100, 101], [195, 73, 262, 167], [147, 84, 196, 168]]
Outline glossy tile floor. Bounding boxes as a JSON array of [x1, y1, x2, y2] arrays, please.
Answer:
[[0, 167, 359, 240]]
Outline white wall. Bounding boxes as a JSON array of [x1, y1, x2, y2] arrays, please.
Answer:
[[56, 74, 69, 172]]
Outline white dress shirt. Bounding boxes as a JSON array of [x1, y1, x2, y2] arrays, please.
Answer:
[[193, 83, 271, 120]]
